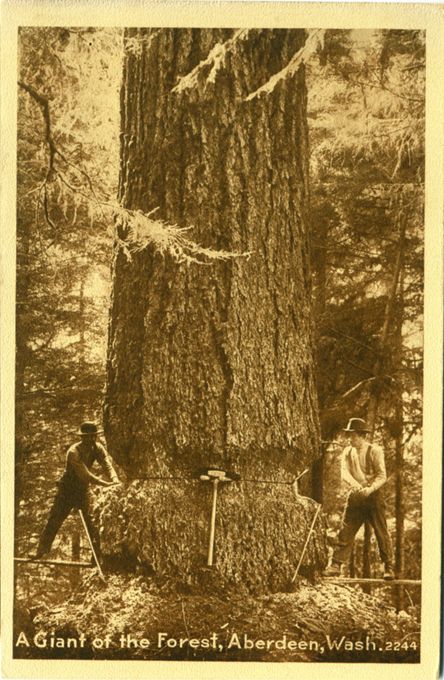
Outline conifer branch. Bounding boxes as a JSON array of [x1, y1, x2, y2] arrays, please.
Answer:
[[113, 206, 252, 266], [18, 80, 56, 179], [19, 79, 252, 266], [18, 80, 100, 234], [172, 29, 250, 94], [245, 29, 325, 101]]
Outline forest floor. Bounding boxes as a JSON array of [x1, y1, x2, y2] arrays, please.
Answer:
[[14, 568, 420, 663]]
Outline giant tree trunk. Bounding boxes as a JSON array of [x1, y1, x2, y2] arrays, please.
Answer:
[[103, 28, 325, 590]]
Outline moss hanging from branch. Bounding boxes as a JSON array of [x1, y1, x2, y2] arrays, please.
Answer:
[[113, 206, 252, 266], [171, 29, 251, 95], [246, 29, 325, 101]]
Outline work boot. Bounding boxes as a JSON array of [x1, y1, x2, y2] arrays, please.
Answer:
[[383, 564, 395, 580], [323, 561, 342, 577]]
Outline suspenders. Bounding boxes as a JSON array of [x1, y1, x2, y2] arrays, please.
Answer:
[[346, 444, 373, 475], [345, 443, 374, 485]]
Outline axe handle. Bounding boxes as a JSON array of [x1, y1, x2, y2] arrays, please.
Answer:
[[291, 504, 321, 583], [294, 468, 309, 483], [207, 479, 219, 566], [78, 509, 106, 582]]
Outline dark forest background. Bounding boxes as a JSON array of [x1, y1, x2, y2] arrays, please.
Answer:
[[15, 27, 424, 652]]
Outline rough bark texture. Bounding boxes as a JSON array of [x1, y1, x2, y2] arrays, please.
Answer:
[[103, 29, 324, 587], [97, 480, 326, 593]]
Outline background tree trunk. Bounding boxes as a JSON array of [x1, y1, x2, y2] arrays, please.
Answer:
[[15, 215, 33, 518], [311, 217, 328, 504], [103, 28, 325, 590], [394, 268, 405, 610], [364, 210, 406, 585]]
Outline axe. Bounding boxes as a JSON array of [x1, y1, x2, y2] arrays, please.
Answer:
[[199, 468, 236, 566], [290, 468, 322, 583]]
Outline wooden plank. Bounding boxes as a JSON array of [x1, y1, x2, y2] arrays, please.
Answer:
[[324, 577, 421, 586], [14, 557, 94, 568]]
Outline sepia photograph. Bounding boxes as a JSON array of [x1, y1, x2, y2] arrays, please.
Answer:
[[2, 2, 443, 678]]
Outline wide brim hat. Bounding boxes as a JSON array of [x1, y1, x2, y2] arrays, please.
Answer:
[[77, 421, 104, 436], [343, 417, 370, 433]]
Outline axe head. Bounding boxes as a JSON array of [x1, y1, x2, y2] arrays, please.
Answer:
[[207, 469, 227, 479], [197, 467, 240, 483]]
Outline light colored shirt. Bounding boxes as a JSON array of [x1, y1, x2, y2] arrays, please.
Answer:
[[341, 442, 387, 494]]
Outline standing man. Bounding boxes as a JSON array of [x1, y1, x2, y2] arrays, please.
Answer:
[[35, 422, 120, 560], [324, 417, 394, 580]]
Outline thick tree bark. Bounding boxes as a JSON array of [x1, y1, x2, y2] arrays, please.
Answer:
[[103, 29, 325, 588]]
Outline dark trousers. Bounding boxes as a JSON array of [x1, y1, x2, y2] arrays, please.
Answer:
[[37, 479, 100, 558], [334, 490, 393, 567]]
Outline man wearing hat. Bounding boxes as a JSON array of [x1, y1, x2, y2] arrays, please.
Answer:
[[35, 422, 120, 560], [324, 417, 394, 580]]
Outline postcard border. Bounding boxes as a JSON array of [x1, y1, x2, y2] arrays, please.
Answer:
[[1, 2, 443, 679]]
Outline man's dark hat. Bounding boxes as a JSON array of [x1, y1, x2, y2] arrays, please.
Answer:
[[77, 421, 103, 436], [343, 417, 370, 433]]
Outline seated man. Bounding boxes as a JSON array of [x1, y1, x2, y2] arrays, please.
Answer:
[[35, 421, 119, 560], [324, 417, 394, 580]]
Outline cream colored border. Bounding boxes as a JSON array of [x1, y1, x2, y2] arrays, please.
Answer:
[[1, 2, 443, 679]]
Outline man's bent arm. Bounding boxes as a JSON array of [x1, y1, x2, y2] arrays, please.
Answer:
[[367, 445, 387, 493], [68, 450, 111, 486], [341, 448, 364, 490], [96, 443, 120, 483]]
